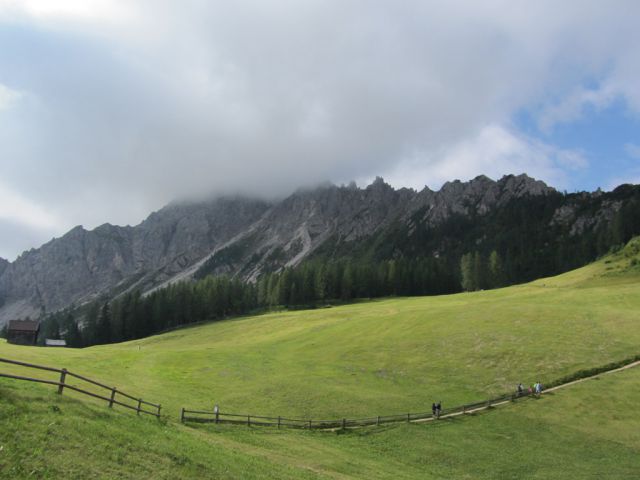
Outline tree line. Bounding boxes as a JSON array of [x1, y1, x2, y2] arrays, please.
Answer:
[[459, 250, 506, 291], [10, 187, 640, 348], [31, 257, 458, 347]]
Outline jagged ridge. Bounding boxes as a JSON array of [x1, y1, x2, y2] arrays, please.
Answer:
[[1, 173, 638, 325]]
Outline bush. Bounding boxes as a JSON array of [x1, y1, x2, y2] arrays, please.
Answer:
[[545, 354, 640, 389]]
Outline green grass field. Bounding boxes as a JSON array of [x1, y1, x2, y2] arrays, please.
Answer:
[[1, 239, 640, 478]]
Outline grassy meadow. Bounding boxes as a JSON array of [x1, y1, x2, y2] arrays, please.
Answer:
[[1, 239, 640, 478], [2, 359, 639, 479]]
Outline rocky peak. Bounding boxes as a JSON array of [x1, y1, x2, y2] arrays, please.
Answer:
[[407, 174, 555, 224], [438, 179, 464, 195], [497, 174, 555, 197], [367, 176, 390, 189], [64, 225, 87, 238]]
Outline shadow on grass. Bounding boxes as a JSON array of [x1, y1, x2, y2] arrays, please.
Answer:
[[0, 380, 168, 427]]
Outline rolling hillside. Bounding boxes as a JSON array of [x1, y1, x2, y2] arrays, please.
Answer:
[[2, 364, 639, 479], [1, 239, 640, 478]]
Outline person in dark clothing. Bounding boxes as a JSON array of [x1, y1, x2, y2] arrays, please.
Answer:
[[432, 402, 437, 418], [436, 401, 442, 418]]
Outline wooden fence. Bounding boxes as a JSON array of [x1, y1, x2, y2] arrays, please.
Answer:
[[181, 391, 532, 429], [0, 357, 161, 418]]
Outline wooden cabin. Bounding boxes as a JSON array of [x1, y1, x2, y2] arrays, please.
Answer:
[[7, 320, 40, 346]]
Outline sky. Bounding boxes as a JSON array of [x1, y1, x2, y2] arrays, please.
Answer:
[[1, 1, 640, 260]]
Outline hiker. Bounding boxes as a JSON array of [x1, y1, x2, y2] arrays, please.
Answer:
[[535, 381, 542, 396], [517, 383, 524, 395], [432, 402, 437, 418], [528, 385, 533, 395], [436, 401, 442, 418]]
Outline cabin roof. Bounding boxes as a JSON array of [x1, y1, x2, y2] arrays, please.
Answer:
[[8, 320, 40, 332]]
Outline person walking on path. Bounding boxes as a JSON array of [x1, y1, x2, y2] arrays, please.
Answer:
[[436, 401, 442, 419], [535, 381, 542, 397], [432, 402, 437, 418]]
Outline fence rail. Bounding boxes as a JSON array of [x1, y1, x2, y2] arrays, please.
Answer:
[[181, 348, 640, 430], [181, 390, 531, 430], [0, 357, 161, 418]]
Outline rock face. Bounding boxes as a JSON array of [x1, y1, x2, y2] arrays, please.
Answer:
[[0, 173, 632, 325], [0, 258, 8, 278], [193, 177, 417, 281], [0, 197, 270, 325], [405, 174, 554, 225]]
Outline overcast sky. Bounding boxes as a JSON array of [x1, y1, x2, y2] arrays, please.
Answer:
[[1, 1, 640, 260]]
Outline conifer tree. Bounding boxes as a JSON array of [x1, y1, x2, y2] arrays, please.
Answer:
[[62, 313, 83, 347], [460, 253, 474, 291], [95, 302, 112, 345], [473, 251, 484, 290], [488, 250, 506, 288], [314, 265, 327, 303]]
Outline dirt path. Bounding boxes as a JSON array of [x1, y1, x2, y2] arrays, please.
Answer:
[[412, 359, 640, 426], [543, 359, 640, 393], [180, 357, 640, 430]]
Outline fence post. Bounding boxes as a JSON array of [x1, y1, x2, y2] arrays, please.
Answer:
[[463, 405, 466, 414], [137, 399, 142, 415], [57, 368, 67, 395], [157, 405, 162, 417], [376, 416, 380, 426], [181, 408, 185, 423], [308, 420, 312, 429], [215, 409, 219, 424], [407, 413, 410, 423], [342, 418, 346, 430], [109, 387, 117, 408], [247, 415, 251, 427]]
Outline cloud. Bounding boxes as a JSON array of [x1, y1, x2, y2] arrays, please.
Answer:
[[0, 82, 22, 110], [537, 84, 620, 133], [0, 181, 64, 260], [0, 180, 60, 230], [380, 124, 588, 191], [0, 0, 130, 23], [0, 1, 639, 258]]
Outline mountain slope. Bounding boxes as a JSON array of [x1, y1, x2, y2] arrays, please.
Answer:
[[1, 237, 639, 416], [0, 197, 270, 324], [2, 366, 640, 479], [1, 242, 640, 478], [1, 174, 639, 325]]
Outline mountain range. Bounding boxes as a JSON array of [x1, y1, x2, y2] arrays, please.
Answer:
[[1, 173, 638, 326]]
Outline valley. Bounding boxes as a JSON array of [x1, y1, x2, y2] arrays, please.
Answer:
[[1, 239, 639, 478]]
